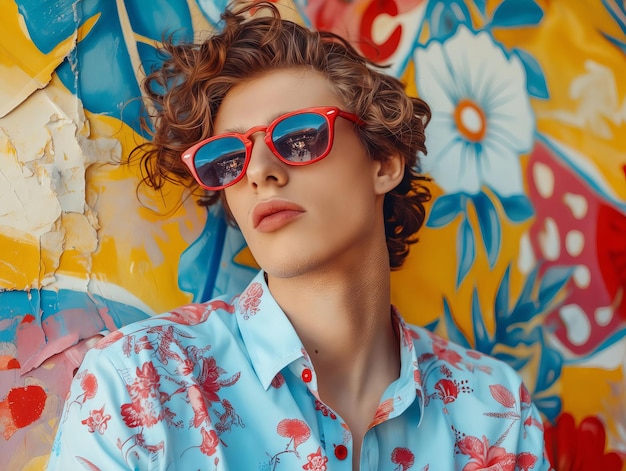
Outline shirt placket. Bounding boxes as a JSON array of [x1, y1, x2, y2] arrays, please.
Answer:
[[289, 359, 354, 470]]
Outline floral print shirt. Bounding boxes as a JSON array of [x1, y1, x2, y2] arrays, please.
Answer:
[[48, 271, 551, 471]]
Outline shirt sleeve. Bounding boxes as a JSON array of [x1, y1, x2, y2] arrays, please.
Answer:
[[46, 348, 134, 470]]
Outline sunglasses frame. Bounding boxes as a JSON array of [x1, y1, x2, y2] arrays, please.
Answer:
[[181, 106, 364, 191]]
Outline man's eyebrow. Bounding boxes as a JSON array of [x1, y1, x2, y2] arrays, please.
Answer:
[[221, 125, 248, 134], [219, 110, 292, 135]]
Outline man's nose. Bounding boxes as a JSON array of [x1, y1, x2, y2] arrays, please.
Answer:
[[243, 133, 289, 189]]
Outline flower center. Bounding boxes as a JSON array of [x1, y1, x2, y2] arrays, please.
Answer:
[[454, 99, 486, 142]]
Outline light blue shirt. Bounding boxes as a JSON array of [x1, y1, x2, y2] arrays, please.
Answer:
[[48, 271, 550, 470]]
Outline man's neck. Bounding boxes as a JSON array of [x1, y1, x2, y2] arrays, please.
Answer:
[[265, 253, 401, 458]]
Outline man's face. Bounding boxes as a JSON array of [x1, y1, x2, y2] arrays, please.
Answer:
[[216, 68, 391, 279]]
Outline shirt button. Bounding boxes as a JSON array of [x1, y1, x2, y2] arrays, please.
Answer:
[[301, 368, 312, 383], [334, 444, 348, 460]]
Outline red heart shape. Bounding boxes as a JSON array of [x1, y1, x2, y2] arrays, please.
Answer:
[[7, 385, 47, 428]]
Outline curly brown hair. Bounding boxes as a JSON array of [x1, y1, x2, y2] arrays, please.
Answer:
[[135, 2, 431, 269]]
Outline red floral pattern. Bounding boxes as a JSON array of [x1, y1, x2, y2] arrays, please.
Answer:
[[302, 447, 328, 471], [271, 373, 286, 388], [237, 282, 263, 319], [200, 427, 220, 456], [79, 373, 98, 401], [370, 397, 395, 427], [419, 334, 469, 370], [188, 384, 209, 428], [392, 447, 415, 470], [314, 399, 337, 420], [162, 299, 236, 325], [433, 378, 460, 404], [197, 356, 241, 403], [490, 384, 517, 408], [81, 406, 111, 434], [457, 435, 517, 471], [121, 362, 173, 428], [49, 274, 550, 470], [277, 418, 311, 453]]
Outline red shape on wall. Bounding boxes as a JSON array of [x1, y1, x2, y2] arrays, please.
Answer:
[[359, 0, 402, 62], [526, 140, 626, 355], [596, 203, 626, 320], [7, 385, 47, 428], [544, 412, 625, 470]]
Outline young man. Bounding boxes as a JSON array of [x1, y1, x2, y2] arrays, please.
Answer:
[[48, 3, 550, 470]]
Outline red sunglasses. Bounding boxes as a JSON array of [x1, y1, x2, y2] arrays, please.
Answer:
[[181, 106, 364, 191]]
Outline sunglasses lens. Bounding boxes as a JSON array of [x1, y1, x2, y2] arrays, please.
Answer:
[[272, 112, 329, 163], [194, 137, 247, 188]]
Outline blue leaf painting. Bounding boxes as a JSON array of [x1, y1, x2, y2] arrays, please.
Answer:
[[537, 266, 574, 308], [429, 261, 569, 419], [490, 0, 544, 28], [494, 352, 530, 371], [424, 0, 473, 40], [499, 194, 535, 222], [535, 346, 563, 392], [471, 287, 492, 352], [426, 193, 466, 227], [602, 33, 626, 55], [472, 0, 487, 16], [602, 0, 626, 34], [442, 298, 471, 348], [506, 325, 542, 347], [494, 265, 511, 326], [512, 48, 550, 99], [456, 216, 476, 287], [473, 192, 501, 268], [517, 265, 540, 307]]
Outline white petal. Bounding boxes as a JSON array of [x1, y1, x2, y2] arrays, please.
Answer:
[[413, 24, 535, 198], [479, 139, 525, 196], [425, 131, 482, 194], [414, 43, 456, 113]]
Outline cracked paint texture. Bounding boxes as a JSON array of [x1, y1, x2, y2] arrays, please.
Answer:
[[0, 0, 625, 469]]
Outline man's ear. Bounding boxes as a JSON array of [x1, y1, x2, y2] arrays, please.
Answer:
[[374, 153, 404, 195]]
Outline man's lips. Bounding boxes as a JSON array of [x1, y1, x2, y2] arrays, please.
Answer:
[[252, 200, 305, 231]]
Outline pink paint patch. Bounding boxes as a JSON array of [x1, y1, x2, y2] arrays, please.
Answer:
[[15, 321, 46, 372], [97, 306, 118, 332], [17, 307, 105, 374], [0, 399, 17, 440]]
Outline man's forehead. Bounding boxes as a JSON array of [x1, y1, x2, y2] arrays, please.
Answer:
[[213, 69, 342, 132]]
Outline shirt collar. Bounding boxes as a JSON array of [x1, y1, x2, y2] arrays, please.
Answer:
[[377, 307, 425, 425], [235, 271, 305, 390], [234, 271, 426, 425]]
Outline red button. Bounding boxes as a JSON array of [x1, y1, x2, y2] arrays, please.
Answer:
[[334, 444, 348, 460], [301, 368, 312, 383]]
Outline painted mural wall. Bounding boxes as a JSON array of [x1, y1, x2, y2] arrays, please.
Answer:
[[0, 0, 624, 469]]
